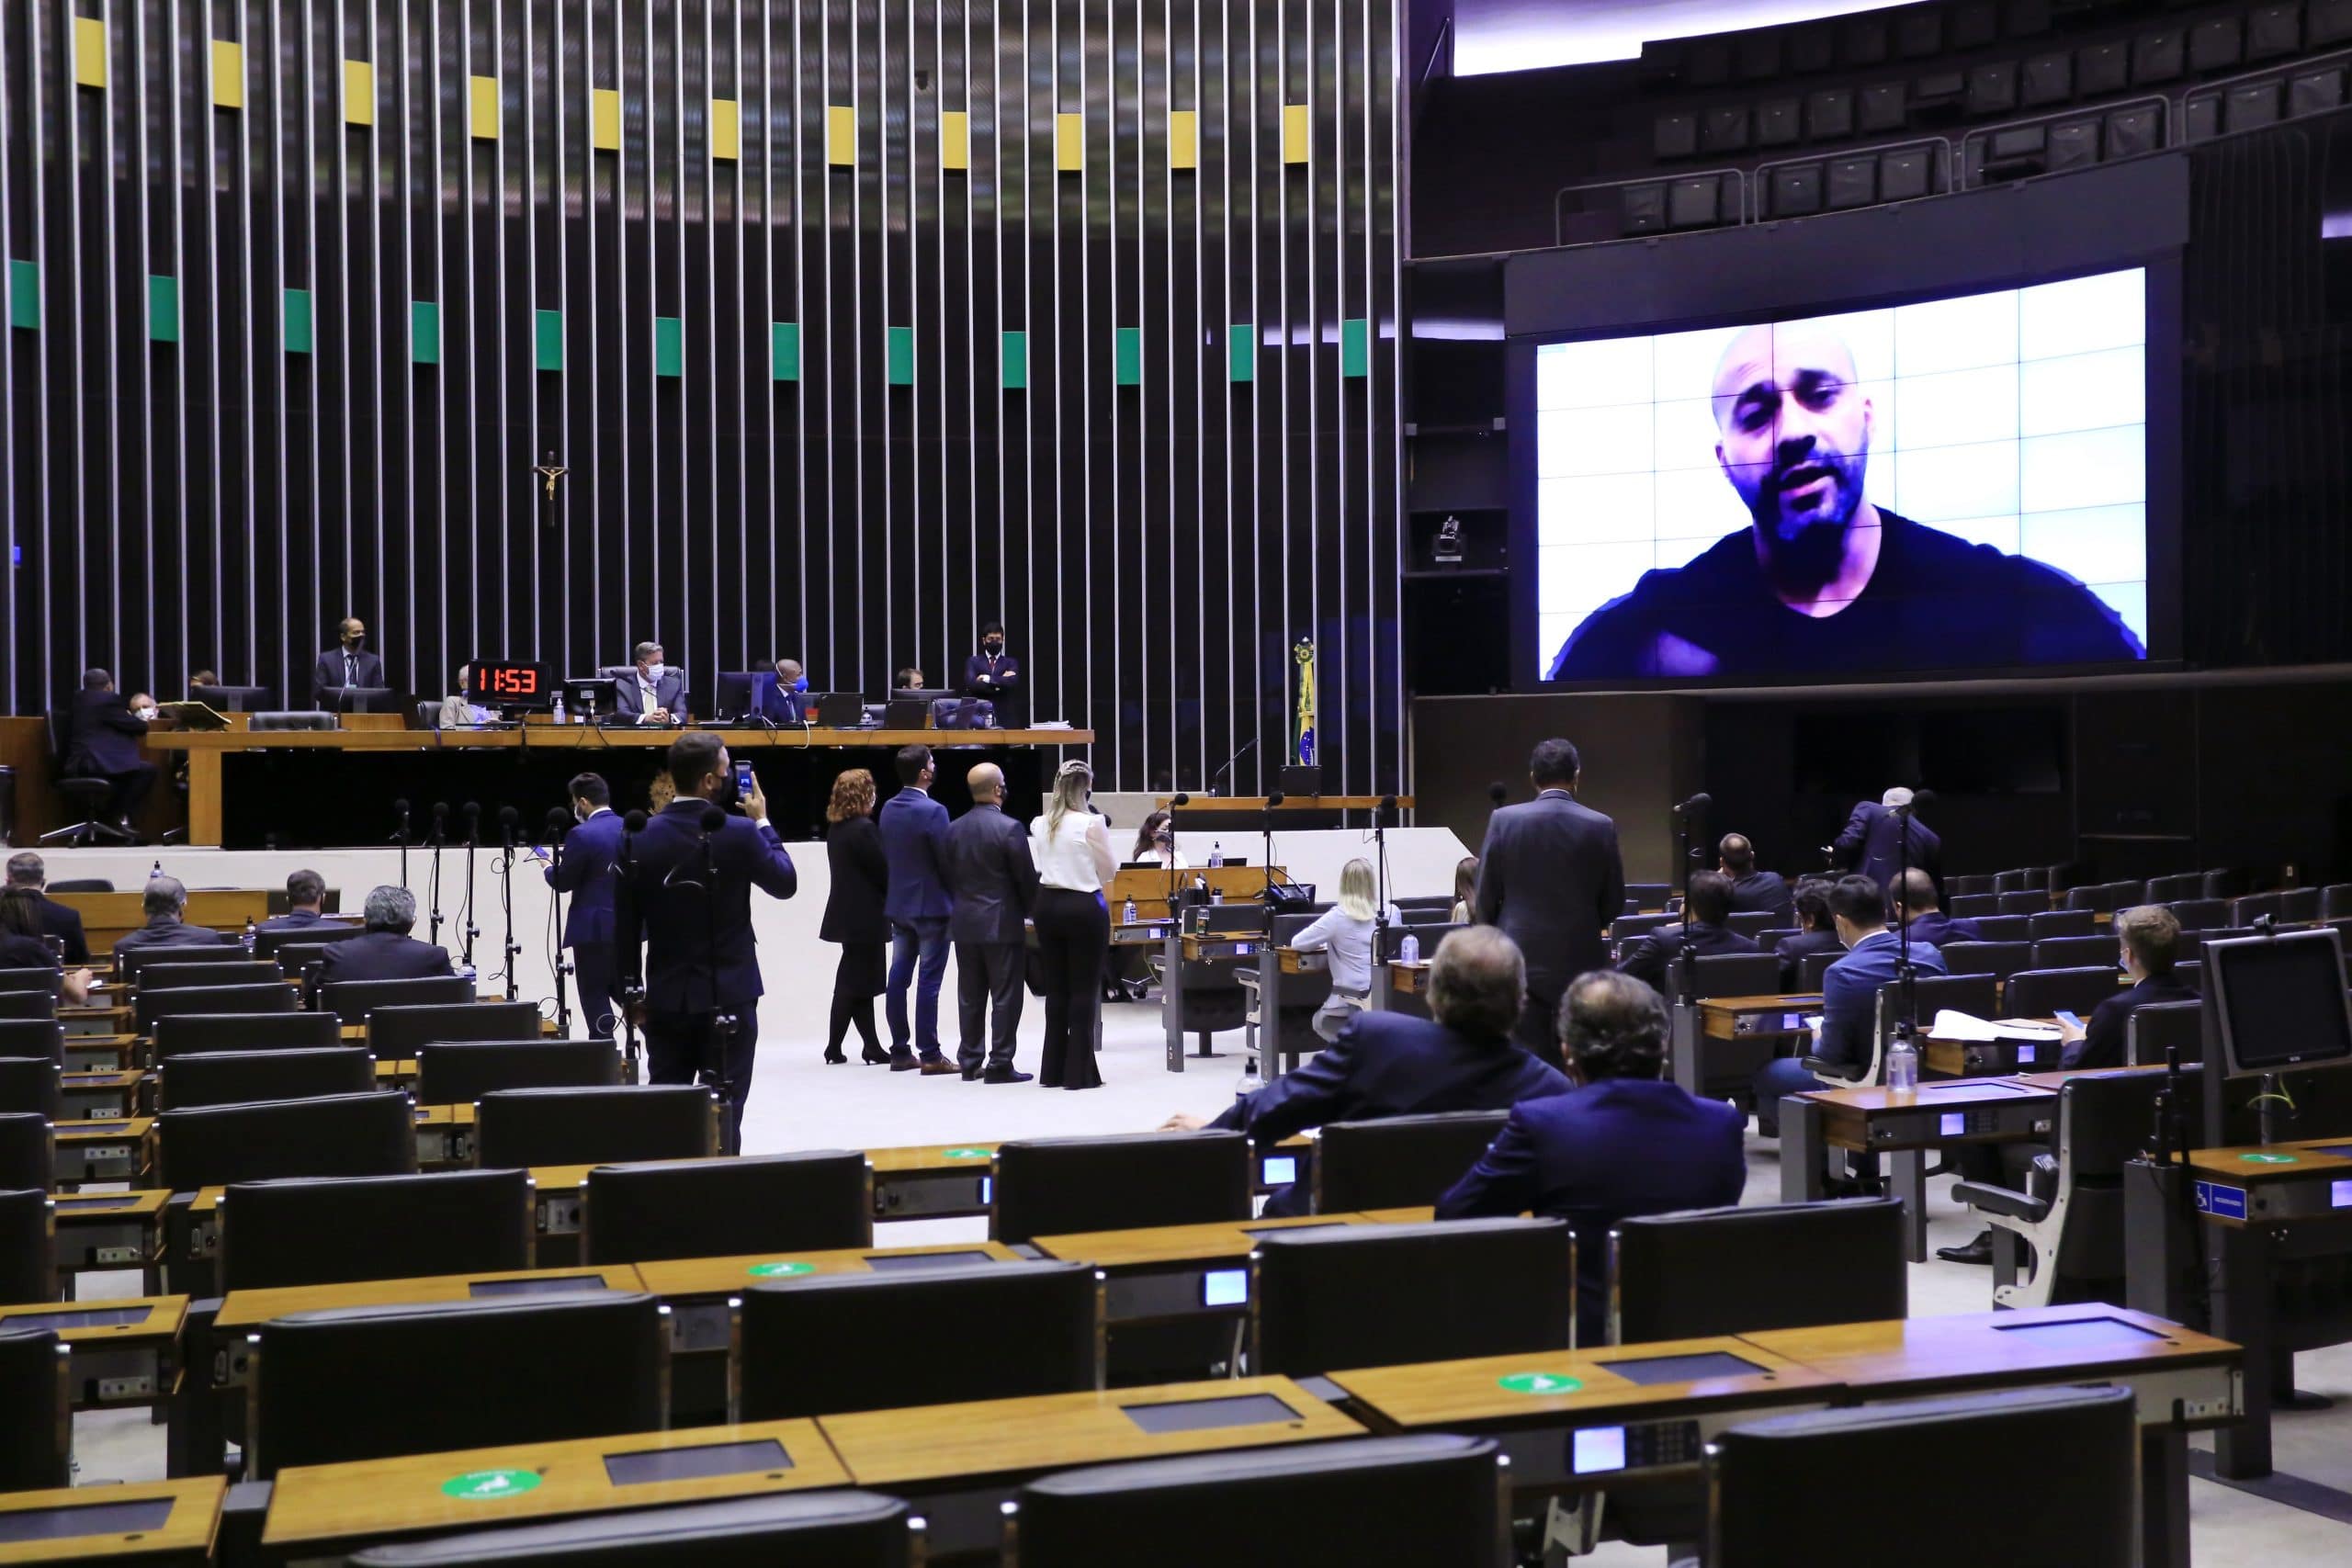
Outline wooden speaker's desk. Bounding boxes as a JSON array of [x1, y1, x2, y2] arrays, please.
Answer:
[[1781, 1077, 2056, 1261], [0, 1477, 223, 1565], [260, 1417, 846, 1561], [55, 1117, 152, 1187], [1669, 993, 1818, 1101], [818, 1376, 1362, 1556], [0, 1294, 185, 1412], [1156, 794, 1413, 832], [1030, 1213, 1387, 1325]]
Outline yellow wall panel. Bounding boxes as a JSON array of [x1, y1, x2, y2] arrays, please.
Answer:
[[591, 88, 622, 151], [711, 98, 741, 160], [1283, 104, 1309, 163], [470, 76, 500, 141], [345, 61, 375, 127], [1169, 109, 1198, 169], [941, 110, 970, 171], [828, 105, 855, 165], [1057, 111, 1084, 172], [73, 17, 106, 89], [211, 41, 243, 110]]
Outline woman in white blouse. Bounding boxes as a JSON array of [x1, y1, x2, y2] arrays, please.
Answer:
[[1128, 809, 1189, 868], [1290, 858, 1401, 1042], [1031, 759, 1118, 1089]]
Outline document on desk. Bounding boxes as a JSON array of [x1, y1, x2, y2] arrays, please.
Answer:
[[1931, 1010, 2063, 1043]]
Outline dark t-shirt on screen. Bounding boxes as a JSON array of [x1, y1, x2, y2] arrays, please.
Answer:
[[1548, 511, 2144, 680]]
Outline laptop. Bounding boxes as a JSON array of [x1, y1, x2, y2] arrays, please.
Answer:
[[810, 692, 868, 728], [883, 698, 931, 729]]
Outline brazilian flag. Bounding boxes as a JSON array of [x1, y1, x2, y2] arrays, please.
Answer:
[[1291, 638, 1317, 765]]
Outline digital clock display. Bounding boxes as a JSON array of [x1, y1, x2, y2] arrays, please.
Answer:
[[469, 660, 555, 707]]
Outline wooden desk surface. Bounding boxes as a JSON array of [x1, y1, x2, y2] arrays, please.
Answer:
[[2011, 1066, 2166, 1090], [0, 1477, 223, 1564], [1388, 959, 1430, 992], [636, 1241, 1025, 1298], [217, 1265, 645, 1331], [151, 727, 1091, 752], [1797, 1078, 2054, 1115], [57, 1117, 153, 1145], [1355, 1207, 1438, 1225], [1031, 1213, 1379, 1269], [1697, 994, 1821, 1016], [1740, 1304, 2239, 1393], [865, 1142, 1000, 1175], [2185, 1135, 2352, 1184], [262, 1417, 846, 1547], [1332, 1337, 1838, 1429], [63, 1069, 143, 1091], [52, 1189, 169, 1222], [819, 1376, 1361, 1487], [0, 1295, 185, 1345]]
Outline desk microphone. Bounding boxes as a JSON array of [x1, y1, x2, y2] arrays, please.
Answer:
[[1673, 793, 1712, 816], [1170, 792, 1191, 807], [623, 810, 648, 833]]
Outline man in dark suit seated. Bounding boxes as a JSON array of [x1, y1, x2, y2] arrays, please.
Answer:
[[1616, 870, 1758, 993], [1437, 968, 1746, 1346], [756, 659, 807, 725], [1160, 927, 1572, 1216], [319, 886, 458, 981], [61, 669, 159, 829], [618, 733, 798, 1149], [961, 623, 1023, 726], [943, 762, 1040, 1083], [1473, 738, 1626, 1068], [1773, 876, 1846, 991], [879, 744, 956, 1074], [611, 641, 684, 725], [309, 616, 383, 707], [1833, 787, 1941, 905], [256, 869, 342, 935], [1718, 834, 1792, 922], [111, 875, 233, 954], [1894, 868, 1980, 951], [5, 852, 90, 964], [546, 773, 626, 1040], [1751, 874, 1947, 1138]]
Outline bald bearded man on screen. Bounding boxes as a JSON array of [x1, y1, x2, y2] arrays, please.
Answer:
[[1547, 320, 2143, 679]]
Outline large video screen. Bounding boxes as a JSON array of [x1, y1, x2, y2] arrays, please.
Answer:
[[1536, 268, 2150, 682]]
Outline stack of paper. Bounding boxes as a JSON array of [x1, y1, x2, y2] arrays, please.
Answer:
[[1930, 1010, 2064, 1043]]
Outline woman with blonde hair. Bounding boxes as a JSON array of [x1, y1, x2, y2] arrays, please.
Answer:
[[820, 768, 892, 1064], [1030, 758, 1118, 1089], [1290, 857, 1401, 1042], [1450, 855, 1479, 924]]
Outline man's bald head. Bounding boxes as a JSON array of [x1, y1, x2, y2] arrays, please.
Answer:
[[967, 762, 1004, 803], [1710, 320, 1873, 545], [1710, 321, 1860, 429]]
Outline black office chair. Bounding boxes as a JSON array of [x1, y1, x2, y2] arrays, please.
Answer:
[[1009, 1435, 1507, 1568], [736, 1259, 1099, 1420], [152, 1010, 344, 1059], [0, 1188, 55, 1307], [473, 1085, 718, 1170], [220, 1169, 535, 1291], [246, 711, 337, 732], [1947, 875, 1997, 897], [1623, 883, 1670, 911], [1158, 938, 1252, 1056], [0, 1058, 62, 1121], [154, 1091, 418, 1190], [1795, 949, 1840, 990], [1705, 1387, 2135, 1568], [319, 976, 475, 1027], [0, 1327, 72, 1492], [2026, 908, 2095, 940], [2126, 998, 2203, 1066], [0, 1113, 55, 1192], [2064, 880, 2133, 914], [1610, 1199, 1905, 1344], [2143, 873, 2203, 904], [345, 1493, 920, 1567], [154, 1046, 376, 1111], [2033, 934, 2118, 970], [0, 991, 55, 1022], [1252, 912, 1336, 1073], [1666, 952, 1783, 1001], [245, 1292, 670, 1479], [368, 1000, 544, 1057], [1946, 893, 1999, 917], [0, 1021, 63, 1066], [584, 1152, 871, 1264], [1310, 1111, 1505, 1213], [2278, 886, 2322, 923], [0, 967, 61, 997], [1610, 913, 1679, 945], [42, 711, 133, 846], [2230, 891, 2283, 926], [990, 1131, 1251, 1246], [1393, 895, 1455, 915], [1873, 973, 1997, 1043], [1250, 1218, 1575, 1376], [114, 943, 249, 984], [2323, 883, 2352, 922], [1724, 910, 1780, 941], [1994, 890, 2044, 916], [45, 878, 113, 894], [2007, 966, 2122, 1020], [418, 1039, 620, 1105], [133, 960, 285, 992], [1936, 940, 2031, 981], [254, 923, 366, 963], [135, 982, 297, 1035], [1971, 913, 2030, 942]]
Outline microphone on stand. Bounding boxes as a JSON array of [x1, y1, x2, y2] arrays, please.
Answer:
[[495, 806, 522, 1002], [1488, 781, 1509, 807], [1672, 792, 1713, 816]]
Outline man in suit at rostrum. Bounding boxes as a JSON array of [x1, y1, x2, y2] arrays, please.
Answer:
[[1472, 737, 1627, 1068]]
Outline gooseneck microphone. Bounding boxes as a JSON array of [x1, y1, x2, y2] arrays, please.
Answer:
[[1673, 793, 1712, 816], [1488, 781, 1509, 807]]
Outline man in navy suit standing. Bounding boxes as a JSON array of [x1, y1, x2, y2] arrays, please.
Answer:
[[879, 744, 956, 1073], [1473, 738, 1626, 1066], [943, 761, 1039, 1083], [611, 641, 685, 724], [619, 733, 797, 1148], [961, 623, 1023, 727], [1438, 968, 1746, 1346], [1833, 787, 1941, 906], [546, 772, 627, 1039]]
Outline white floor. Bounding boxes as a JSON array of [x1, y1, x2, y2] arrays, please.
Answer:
[[65, 993, 2352, 1564]]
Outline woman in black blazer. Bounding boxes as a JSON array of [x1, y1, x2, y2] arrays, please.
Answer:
[[821, 769, 892, 1064]]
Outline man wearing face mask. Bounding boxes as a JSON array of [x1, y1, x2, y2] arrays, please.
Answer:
[[61, 669, 160, 832], [1546, 321, 2142, 680], [961, 622, 1023, 727], [545, 772, 627, 1040], [613, 641, 685, 725], [310, 616, 385, 707]]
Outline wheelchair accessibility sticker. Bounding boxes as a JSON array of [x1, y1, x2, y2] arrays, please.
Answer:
[[2192, 1181, 2248, 1221]]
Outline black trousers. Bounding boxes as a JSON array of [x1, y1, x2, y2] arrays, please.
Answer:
[[571, 941, 621, 1040], [956, 940, 1025, 1072], [1033, 886, 1107, 1089], [1512, 987, 1566, 1071], [645, 1003, 759, 1152], [95, 764, 157, 824]]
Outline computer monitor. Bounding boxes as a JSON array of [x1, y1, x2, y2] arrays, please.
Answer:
[[561, 678, 613, 718], [809, 692, 868, 728], [2201, 928, 2352, 1078], [710, 671, 763, 721], [334, 687, 405, 715]]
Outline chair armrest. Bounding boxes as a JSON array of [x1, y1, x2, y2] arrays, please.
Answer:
[[1799, 1055, 1865, 1083], [1951, 1180, 2051, 1224]]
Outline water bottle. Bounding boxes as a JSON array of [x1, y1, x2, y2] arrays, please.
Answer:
[[551, 692, 566, 725], [243, 918, 257, 953], [1398, 931, 1420, 964], [1237, 1061, 1264, 1105], [1122, 897, 1137, 927], [1211, 886, 1225, 906], [1208, 841, 1224, 869], [1885, 1035, 1919, 1095]]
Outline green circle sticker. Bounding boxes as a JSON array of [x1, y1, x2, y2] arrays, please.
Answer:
[[943, 1147, 993, 1160], [1497, 1372, 1583, 1396], [747, 1261, 816, 1279], [440, 1469, 541, 1501], [2240, 1153, 2299, 1165]]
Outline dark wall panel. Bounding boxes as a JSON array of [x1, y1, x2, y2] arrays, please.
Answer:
[[0, 0, 1401, 795]]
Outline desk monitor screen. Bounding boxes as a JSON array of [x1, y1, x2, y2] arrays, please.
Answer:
[[54, 1195, 141, 1211], [1201, 1269, 1250, 1308], [1990, 1315, 2167, 1349], [1121, 1393, 1300, 1434], [864, 1250, 1000, 1271], [605, 1438, 791, 1486], [1600, 1350, 1768, 1387], [2335, 1179, 2352, 1210], [2205, 930, 2352, 1076], [0, 1498, 177, 1545], [468, 1276, 612, 1298], [1261, 1156, 1299, 1186], [810, 692, 868, 728], [1571, 1427, 1629, 1475], [1241, 1221, 1346, 1235], [3, 1306, 148, 1332]]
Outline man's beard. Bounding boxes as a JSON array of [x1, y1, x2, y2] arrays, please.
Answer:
[[1747, 437, 1869, 581]]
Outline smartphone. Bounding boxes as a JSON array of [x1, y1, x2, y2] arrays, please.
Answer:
[[2053, 1010, 2083, 1029], [732, 761, 756, 800]]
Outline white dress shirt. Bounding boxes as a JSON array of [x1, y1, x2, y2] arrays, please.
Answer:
[[1290, 903, 1405, 994], [1032, 809, 1117, 892]]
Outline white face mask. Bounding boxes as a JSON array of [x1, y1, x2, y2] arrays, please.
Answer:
[[642, 663, 665, 682], [134, 705, 159, 722]]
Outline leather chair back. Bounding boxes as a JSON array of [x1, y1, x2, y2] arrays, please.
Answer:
[[152, 1010, 343, 1059], [1250, 1217, 1573, 1376], [1795, 949, 1840, 990], [2143, 873, 2206, 904], [1873, 973, 1998, 1038], [585, 1152, 871, 1264], [418, 1039, 621, 1105], [319, 976, 474, 1027], [1623, 883, 1671, 910], [156, 1047, 376, 1111], [115, 944, 246, 983], [0, 1327, 71, 1493], [0, 992, 54, 1022], [0, 1059, 61, 1121], [1668, 952, 1783, 1000], [2278, 887, 2321, 923], [737, 1259, 1099, 1420], [248, 1292, 668, 1478], [1379, 921, 1461, 960], [1970, 914, 2030, 942], [135, 982, 296, 1034], [0, 968, 58, 996], [1610, 1198, 1905, 1344], [0, 1113, 53, 1192], [345, 1494, 916, 1567], [1724, 910, 1779, 940], [2033, 934, 2119, 970], [2026, 909, 2095, 939], [2230, 891, 2282, 926], [2007, 966, 2123, 1019], [134, 961, 284, 992], [0, 1021, 62, 1066], [369, 1000, 544, 1056], [254, 923, 365, 962], [2127, 998, 2203, 1066], [1996, 890, 2045, 915], [0, 1189, 54, 1312], [1312, 1111, 1507, 1213], [473, 1086, 717, 1170], [155, 1090, 418, 1190], [1947, 893, 1999, 917], [1947, 875, 1997, 897], [1936, 941, 2030, 981], [2323, 883, 2352, 921], [991, 1131, 1250, 1245], [220, 1169, 534, 1291]]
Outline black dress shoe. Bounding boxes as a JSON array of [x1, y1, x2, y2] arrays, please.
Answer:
[[960, 1065, 984, 1081], [823, 1048, 848, 1065], [982, 1067, 1034, 1084], [862, 1043, 892, 1065], [1937, 1230, 1996, 1266], [888, 1053, 922, 1072]]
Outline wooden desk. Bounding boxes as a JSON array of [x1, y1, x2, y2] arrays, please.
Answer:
[[865, 1142, 999, 1223], [51, 891, 272, 954], [1110, 864, 1288, 924], [62, 1033, 137, 1073], [52, 1189, 166, 1279], [1373, 957, 1430, 1018], [1031, 1213, 1382, 1324], [0, 1477, 222, 1565], [1670, 993, 1819, 1101], [820, 1376, 1361, 1555], [262, 1418, 846, 1556], [61, 1068, 142, 1120], [216, 1263, 645, 1337], [0, 1295, 185, 1411], [1782, 1077, 2055, 1260], [55, 1118, 152, 1187], [413, 1102, 477, 1167], [149, 727, 1091, 846], [639, 1241, 1027, 1356], [60, 1004, 134, 1039]]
